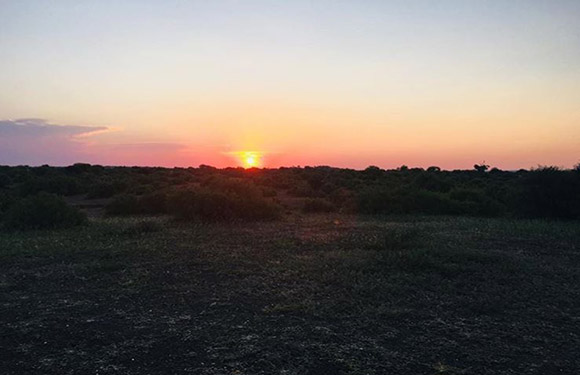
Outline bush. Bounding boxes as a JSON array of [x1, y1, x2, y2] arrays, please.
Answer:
[[167, 188, 279, 222], [413, 173, 451, 193], [357, 188, 394, 214], [139, 192, 169, 214], [0, 173, 10, 189], [105, 192, 169, 216], [105, 194, 141, 216], [87, 181, 127, 199], [261, 187, 278, 197], [449, 188, 505, 216], [287, 180, 316, 197], [0, 190, 14, 214], [18, 176, 83, 196], [2, 193, 87, 230], [403, 190, 459, 214], [516, 167, 580, 219], [357, 188, 460, 215], [302, 198, 336, 213]]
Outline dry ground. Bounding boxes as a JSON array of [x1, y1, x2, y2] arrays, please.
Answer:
[[1, 214, 579, 374]]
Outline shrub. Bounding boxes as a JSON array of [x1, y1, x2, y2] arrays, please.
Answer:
[[139, 191, 169, 214], [0, 173, 10, 189], [0, 190, 13, 214], [302, 198, 336, 213], [403, 190, 459, 214], [357, 188, 460, 215], [65, 163, 95, 174], [261, 187, 278, 197], [105, 191, 170, 216], [287, 180, 316, 197], [87, 181, 127, 199], [449, 188, 505, 216], [2, 193, 87, 230], [167, 188, 279, 222], [105, 194, 141, 216], [357, 188, 394, 214], [363, 166, 383, 179], [413, 173, 451, 193], [18, 176, 83, 196], [516, 167, 580, 219]]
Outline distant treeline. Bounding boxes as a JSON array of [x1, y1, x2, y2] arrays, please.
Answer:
[[1, 163, 579, 229]]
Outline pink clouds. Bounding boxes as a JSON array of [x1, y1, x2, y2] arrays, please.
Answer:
[[0, 119, 194, 167]]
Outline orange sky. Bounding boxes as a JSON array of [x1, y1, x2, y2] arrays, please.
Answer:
[[1, 1, 579, 169]]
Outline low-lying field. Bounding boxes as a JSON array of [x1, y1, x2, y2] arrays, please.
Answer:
[[1, 215, 579, 374]]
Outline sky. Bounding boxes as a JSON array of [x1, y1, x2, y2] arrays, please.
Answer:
[[1, 0, 579, 169]]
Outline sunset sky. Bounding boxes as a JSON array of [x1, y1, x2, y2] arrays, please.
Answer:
[[1, 0, 579, 169]]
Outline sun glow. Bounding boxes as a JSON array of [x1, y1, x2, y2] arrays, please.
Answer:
[[245, 155, 257, 167], [231, 151, 263, 168]]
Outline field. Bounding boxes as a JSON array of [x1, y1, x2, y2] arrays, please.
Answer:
[[2, 214, 579, 374]]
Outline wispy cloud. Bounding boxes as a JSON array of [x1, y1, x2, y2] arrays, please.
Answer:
[[0, 118, 201, 167], [0, 119, 108, 138], [0, 119, 108, 165]]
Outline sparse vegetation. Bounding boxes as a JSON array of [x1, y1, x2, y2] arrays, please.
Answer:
[[1, 215, 578, 374], [0, 164, 579, 374]]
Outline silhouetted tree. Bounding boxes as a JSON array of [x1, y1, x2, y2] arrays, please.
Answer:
[[474, 163, 490, 173]]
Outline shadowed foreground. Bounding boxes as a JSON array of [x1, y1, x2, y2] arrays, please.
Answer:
[[1, 215, 579, 374]]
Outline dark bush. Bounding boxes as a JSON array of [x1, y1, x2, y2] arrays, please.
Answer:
[[403, 190, 460, 214], [302, 198, 336, 213], [65, 163, 95, 174], [167, 188, 279, 222], [449, 188, 505, 216], [0, 190, 13, 214], [261, 187, 278, 197], [105, 191, 169, 216], [1, 164, 578, 220], [357, 188, 394, 214], [0, 173, 10, 188], [105, 195, 141, 216], [287, 180, 317, 197], [516, 167, 580, 219], [413, 173, 451, 193], [358, 188, 461, 215], [87, 181, 127, 199], [18, 176, 83, 196], [2, 193, 87, 230], [363, 166, 383, 179], [139, 192, 169, 214]]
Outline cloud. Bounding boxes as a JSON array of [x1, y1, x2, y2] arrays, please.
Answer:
[[0, 119, 108, 166], [0, 118, 201, 167], [0, 118, 108, 138]]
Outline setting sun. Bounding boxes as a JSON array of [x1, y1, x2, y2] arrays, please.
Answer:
[[231, 151, 263, 168], [245, 155, 256, 168]]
